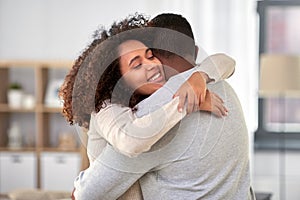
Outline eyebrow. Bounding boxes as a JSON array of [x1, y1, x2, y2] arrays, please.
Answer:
[[128, 48, 152, 66], [129, 55, 140, 66]]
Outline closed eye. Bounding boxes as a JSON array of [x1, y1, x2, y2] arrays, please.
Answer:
[[133, 64, 142, 69]]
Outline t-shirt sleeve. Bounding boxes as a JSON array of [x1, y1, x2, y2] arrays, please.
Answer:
[[73, 156, 144, 200]]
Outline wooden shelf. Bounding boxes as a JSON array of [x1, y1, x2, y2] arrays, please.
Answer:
[[38, 147, 80, 153], [0, 147, 36, 152], [0, 60, 86, 192], [0, 60, 73, 69], [0, 104, 36, 113], [0, 147, 80, 153], [0, 104, 63, 114]]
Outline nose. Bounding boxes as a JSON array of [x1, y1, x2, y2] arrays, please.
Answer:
[[144, 63, 155, 71], [143, 59, 158, 71]]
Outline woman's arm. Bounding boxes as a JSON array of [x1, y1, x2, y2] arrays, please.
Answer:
[[93, 92, 225, 158], [195, 53, 235, 83], [93, 98, 186, 157], [174, 53, 235, 113], [92, 54, 233, 157]]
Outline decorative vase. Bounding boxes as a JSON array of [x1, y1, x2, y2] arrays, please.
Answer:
[[8, 122, 22, 149], [7, 89, 23, 108]]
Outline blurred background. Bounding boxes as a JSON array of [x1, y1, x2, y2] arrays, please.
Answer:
[[0, 0, 299, 200]]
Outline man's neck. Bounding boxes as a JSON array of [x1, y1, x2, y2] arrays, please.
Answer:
[[159, 56, 195, 79]]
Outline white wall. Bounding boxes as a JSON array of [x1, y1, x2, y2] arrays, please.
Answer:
[[0, 0, 258, 143], [0, 0, 150, 59], [0, 0, 258, 129]]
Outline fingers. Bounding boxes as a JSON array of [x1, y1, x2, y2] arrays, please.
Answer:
[[218, 103, 228, 116], [212, 108, 223, 117], [215, 96, 228, 116], [187, 90, 196, 114], [175, 86, 201, 114], [214, 103, 228, 117], [174, 72, 207, 114], [174, 92, 186, 113], [199, 91, 206, 104], [176, 88, 229, 117], [209, 92, 228, 117], [211, 92, 224, 104], [212, 99, 228, 117], [193, 92, 200, 112]]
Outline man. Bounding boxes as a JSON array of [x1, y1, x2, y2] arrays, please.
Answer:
[[74, 13, 255, 200]]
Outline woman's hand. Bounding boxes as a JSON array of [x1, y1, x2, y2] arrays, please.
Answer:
[[199, 90, 228, 117], [173, 71, 228, 117], [174, 72, 207, 114]]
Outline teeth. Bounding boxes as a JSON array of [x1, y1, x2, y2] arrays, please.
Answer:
[[150, 73, 160, 81]]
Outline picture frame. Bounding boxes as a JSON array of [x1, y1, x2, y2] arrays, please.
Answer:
[[45, 79, 64, 107]]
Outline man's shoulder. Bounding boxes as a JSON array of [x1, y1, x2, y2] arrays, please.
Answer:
[[207, 80, 235, 95]]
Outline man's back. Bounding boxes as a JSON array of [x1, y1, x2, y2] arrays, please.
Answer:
[[140, 81, 254, 200], [73, 73, 255, 200]]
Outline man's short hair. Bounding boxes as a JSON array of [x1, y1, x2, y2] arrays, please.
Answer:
[[150, 13, 196, 59]]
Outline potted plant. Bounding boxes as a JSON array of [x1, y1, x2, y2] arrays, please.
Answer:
[[7, 82, 23, 108]]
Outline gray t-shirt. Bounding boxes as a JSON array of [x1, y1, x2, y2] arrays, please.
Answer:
[[74, 68, 255, 200]]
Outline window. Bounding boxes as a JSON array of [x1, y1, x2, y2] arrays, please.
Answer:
[[255, 0, 300, 149]]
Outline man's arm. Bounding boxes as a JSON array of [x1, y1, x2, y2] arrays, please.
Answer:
[[73, 157, 144, 200], [74, 142, 163, 200]]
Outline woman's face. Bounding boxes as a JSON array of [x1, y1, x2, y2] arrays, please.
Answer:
[[118, 40, 166, 95]]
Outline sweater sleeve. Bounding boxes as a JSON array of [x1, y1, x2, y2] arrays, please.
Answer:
[[195, 53, 235, 83], [93, 97, 186, 157]]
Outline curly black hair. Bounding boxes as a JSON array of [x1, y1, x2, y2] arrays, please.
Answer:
[[59, 13, 150, 129]]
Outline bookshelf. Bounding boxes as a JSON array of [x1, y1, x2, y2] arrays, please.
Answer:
[[0, 60, 85, 193]]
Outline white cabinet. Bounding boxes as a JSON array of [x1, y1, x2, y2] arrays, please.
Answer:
[[40, 152, 81, 191], [0, 152, 37, 193]]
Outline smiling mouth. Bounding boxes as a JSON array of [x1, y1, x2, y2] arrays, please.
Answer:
[[148, 72, 162, 82]]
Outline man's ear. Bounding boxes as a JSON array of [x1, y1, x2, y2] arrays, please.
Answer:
[[194, 45, 199, 60]]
